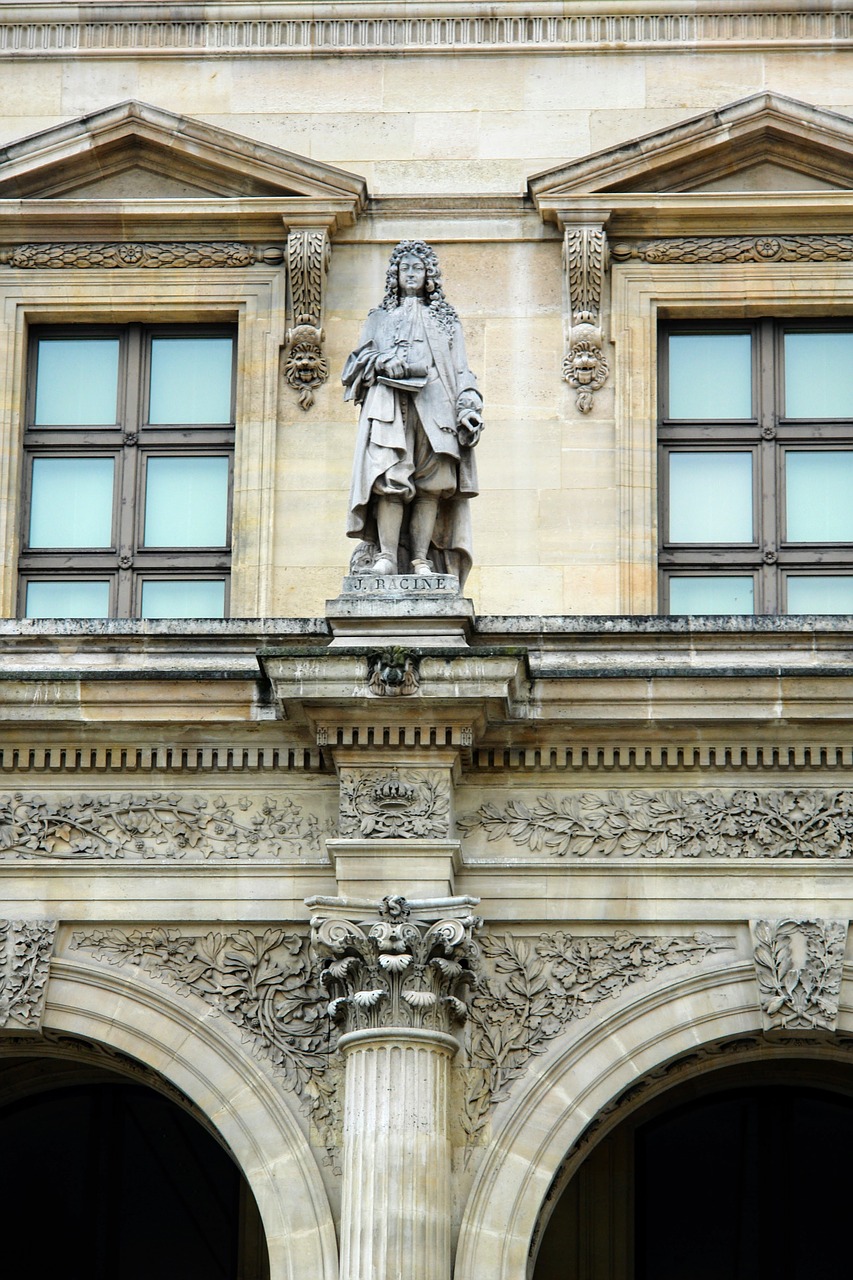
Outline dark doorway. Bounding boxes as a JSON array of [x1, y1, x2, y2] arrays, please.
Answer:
[[534, 1059, 853, 1280], [0, 1072, 270, 1280]]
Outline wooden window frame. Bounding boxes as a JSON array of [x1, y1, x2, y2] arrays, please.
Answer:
[[19, 322, 237, 619], [657, 319, 853, 614]]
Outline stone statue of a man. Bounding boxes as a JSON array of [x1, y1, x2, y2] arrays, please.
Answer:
[[342, 240, 484, 587]]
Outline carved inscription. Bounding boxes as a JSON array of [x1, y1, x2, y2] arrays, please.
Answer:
[[311, 895, 480, 1036], [752, 919, 847, 1032], [0, 791, 330, 861], [463, 929, 734, 1144], [611, 235, 853, 265], [339, 769, 450, 839], [72, 926, 338, 1144], [0, 919, 56, 1030], [0, 242, 281, 269], [459, 788, 853, 859]]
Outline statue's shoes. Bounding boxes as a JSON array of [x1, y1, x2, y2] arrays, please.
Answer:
[[370, 555, 397, 575], [410, 558, 434, 575]]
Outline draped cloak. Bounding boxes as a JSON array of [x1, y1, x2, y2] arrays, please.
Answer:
[[342, 301, 482, 587]]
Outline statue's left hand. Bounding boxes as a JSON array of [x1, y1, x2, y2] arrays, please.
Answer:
[[457, 408, 483, 446]]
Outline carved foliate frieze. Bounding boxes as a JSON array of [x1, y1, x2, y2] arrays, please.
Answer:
[[463, 928, 734, 1145], [561, 223, 609, 413], [311, 895, 480, 1036], [611, 235, 853, 265], [72, 926, 339, 1148], [0, 242, 283, 269], [284, 228, 331, 408], [751, 919, 848, 1033], [0, 919, 56, 1031], [339, 768, 450, 839], [0, 790, 332, 862], [459, 788, 853, 860]]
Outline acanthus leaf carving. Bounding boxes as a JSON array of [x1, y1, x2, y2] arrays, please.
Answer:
[[561, 223, 609, 414], [462, 928, 734, 1147], [284, 228, 331, 409], [311, 895, 480, 1037], [0, 242, 282, 269], [72, 925, 340, 1154], [339, 768, 450, 839], [0, 790, 332, 862], [610, 235, 853, 265], [751, 918, 848, 1033], [0, 918, 56, 1031], [458, 788, 853, 860]]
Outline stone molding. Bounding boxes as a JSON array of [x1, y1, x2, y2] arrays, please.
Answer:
[[284, 227, 331, 410], [463, 927, 734, 1144], [0, 789, 332, 862], [468, 742, 853, 772], [310, 894, 480, 1037], [459, 787, 853, 859], [339, 767, 451, 839], [561, 221, 609, 414], [0, 744, 322, 773], [612, 234, 853, 264], [751, 918, 848, 1032], [0, 918, 56, 1031], [0, 5, 847, 58], [0, 242, 283, 269], [71, 924, 340, 1147]]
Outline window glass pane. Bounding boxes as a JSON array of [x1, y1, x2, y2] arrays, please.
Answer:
[[669, 576, 755, 615], [143, 456, 229, 547], [34, 338, 120, 426], [29, 457, 114, 548], [668, 333, 752, 419], [25, 580, 110, 619], [785, 332, 853, 419], [787, 576, 853, 614], [668, 452, 753, 543], [141, 579, 226, 619], [149, 337, 233, 424], [786, 451, 853, 542]]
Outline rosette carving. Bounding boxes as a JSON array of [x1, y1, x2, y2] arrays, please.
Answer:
[[311, 895, 480, 1035]]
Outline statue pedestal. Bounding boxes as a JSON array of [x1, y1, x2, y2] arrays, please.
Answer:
[[326, 574, 473, 647]]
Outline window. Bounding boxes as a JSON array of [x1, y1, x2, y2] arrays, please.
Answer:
[[20, 324, 235, 619], [658, 321, 853, 614]]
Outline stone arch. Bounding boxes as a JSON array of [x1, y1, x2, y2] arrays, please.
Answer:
[[35, 955, 339, 1280], [455, 958, 853, 1280]]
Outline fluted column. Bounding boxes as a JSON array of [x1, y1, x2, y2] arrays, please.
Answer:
[[310, 895, 480, 1280]]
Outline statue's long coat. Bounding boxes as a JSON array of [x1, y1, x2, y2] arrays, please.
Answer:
[[342, 303, 481, 586]]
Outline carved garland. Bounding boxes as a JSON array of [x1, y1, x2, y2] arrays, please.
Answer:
[[561, 223, 609, 413], [0, 918, 56, 1030], [751, 918, 848, 1033], [284, 228, 331, 409], [462, 928, 734, 1145], [459, 788, 853, 859], [72, 926, 340, 1152], [0, 242, 285, 269], [611, 235, 853, 265], [0, 791, 331, 861]]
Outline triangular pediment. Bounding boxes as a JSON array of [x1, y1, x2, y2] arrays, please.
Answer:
[[0, 101, 367, 202], [530, 94, 853, 200]]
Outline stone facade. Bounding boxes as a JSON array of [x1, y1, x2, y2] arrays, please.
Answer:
[[1, 4, 853, 1278]]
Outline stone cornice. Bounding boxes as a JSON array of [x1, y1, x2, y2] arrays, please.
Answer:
[[0, 3, 847, 58]]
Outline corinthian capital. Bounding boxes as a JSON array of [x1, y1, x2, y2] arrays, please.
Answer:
[[309, 894, 480, 1036]]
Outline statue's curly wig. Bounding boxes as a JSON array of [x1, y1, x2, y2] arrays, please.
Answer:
[[380, 240, 459, 339]]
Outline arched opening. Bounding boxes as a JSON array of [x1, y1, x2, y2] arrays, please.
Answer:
[[533, 1055, 853, 1280], [0, 1043, 270, 1280]]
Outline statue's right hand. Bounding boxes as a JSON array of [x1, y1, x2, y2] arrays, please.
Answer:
[[378, 354, 407, 379]]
